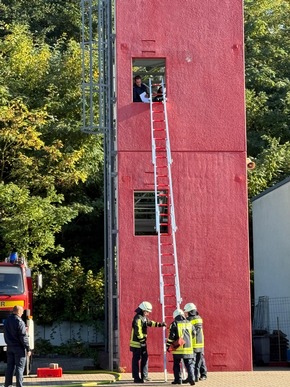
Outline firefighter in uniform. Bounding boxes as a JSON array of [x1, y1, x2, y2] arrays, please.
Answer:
[[130, 301, 166, 383], [184, 303, 208, 382], [166, 309, 196, 385]]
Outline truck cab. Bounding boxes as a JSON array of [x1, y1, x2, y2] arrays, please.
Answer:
[[0, 254, 34, 374]]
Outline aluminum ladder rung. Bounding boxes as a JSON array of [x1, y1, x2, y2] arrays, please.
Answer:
[[149, 78, 181, 382]]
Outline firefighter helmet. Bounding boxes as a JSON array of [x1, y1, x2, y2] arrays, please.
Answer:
[[173, 309, 184, 319], [139, 301, 152, 312], [183, 303, 197, 312]]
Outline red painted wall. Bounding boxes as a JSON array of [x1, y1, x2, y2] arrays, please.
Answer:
[[116, 0, 252, 372]]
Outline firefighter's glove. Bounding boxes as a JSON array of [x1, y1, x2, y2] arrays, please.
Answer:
[[166, 346, 171, 353], [158, 322, 167, 327]]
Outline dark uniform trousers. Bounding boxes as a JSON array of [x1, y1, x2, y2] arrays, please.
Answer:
[[131, 347, 148, 380], [173, 355, 195, 384]]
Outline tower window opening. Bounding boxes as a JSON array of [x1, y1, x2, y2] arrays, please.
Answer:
[[132, 58, 166, 103], [134, 191, 168, 235]]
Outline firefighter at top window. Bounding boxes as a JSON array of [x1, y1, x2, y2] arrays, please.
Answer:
[[166, 309, 196, 385], [133, 75, 150, 103], [130, 301, 166, 383], [183, 303, 208, 382]]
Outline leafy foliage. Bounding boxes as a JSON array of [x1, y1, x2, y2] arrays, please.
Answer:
[[248, 136, 290, 197], [245, 0, 290, 198], [0, 0, 81, 45], [0, 183, 81, 264], [34, 257, 104, 324], [0, 11, 104, 322]]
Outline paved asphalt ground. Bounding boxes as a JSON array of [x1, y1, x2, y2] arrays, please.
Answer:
[[1, 368, 290, 387]]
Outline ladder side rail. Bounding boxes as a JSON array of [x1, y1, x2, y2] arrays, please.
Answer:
[[161, 84, 182, 379], [163, 87, 176, 231], [171, 229, 182, 307], [164, 152, 182, 304], [150, 78, 168, 381], [149, 78, 155, 165], [162, 80, 182, 307], [157, 212, 167, 380], [151, 84, 163, 305], [149, 79, 161, 234]]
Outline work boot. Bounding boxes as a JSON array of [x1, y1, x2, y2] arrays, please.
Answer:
[[143, 377, 152, 382], [134, 378, 144, 383], [171, 381, 182, 385], [199, 376, 207, 381]]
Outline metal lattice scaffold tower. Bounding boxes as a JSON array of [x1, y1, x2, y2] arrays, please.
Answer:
[[80, 0, 118, 370]]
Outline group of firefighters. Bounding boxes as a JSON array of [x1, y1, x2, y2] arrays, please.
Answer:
[[130, 301, 207, 385]]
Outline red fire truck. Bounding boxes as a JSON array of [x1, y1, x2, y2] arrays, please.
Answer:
[[0, 252, 35, 374]]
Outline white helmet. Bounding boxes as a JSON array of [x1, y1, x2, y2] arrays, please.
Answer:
[[173, 309, 184, 319], [183, 303, 197, 312], [139, 301, 152, 312]]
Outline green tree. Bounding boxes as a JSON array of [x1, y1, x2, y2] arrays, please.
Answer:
[[247, 136, 290, 198], [0, 0, 81, 45], [34, 257, 104, 324], [0, 24, 104, 271], [0, 183, 80, 264], [245, 0, 290, 156]]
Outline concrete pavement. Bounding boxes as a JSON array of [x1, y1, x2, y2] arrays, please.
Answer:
[[1, 368, 290, 387]]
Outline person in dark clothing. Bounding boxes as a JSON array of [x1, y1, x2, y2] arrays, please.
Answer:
[[133, 75, 150, 103], [166, 309, 196, 385], [130, 301, 166, 383], [184, 303, 208, 382], [153, 86, 164, 102], [4, 305, 31, 387]]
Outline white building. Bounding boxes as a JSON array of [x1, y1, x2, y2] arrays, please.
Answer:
[[252, 177, 290, 347]]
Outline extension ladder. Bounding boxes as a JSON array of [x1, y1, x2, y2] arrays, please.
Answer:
[[149, 79, 182, 381]]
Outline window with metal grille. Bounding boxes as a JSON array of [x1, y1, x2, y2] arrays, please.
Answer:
[[134, 191, 168, 235]]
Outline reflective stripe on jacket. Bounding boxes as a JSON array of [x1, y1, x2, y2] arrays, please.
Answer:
[[188, 315, 204, 351], [130, 313, 160, 349], [166, 318, 195, 357]]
